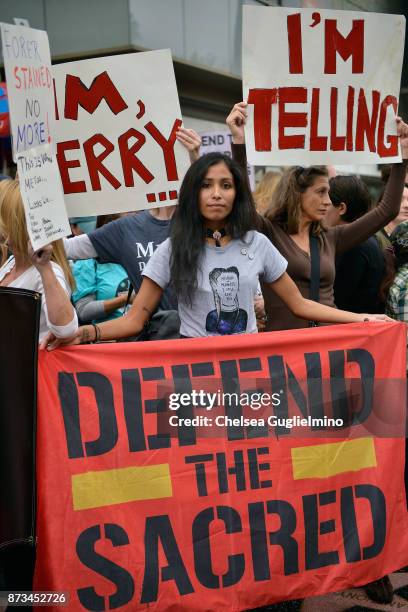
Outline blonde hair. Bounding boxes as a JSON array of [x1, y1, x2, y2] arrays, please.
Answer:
[[0, 179, 75, 289], [264, 166, 328, 236], [253, 171, 282, 215]]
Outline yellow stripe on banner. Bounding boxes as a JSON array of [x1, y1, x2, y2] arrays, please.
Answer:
[[291, 438, 377, 480], [72, 463, 172, 510]]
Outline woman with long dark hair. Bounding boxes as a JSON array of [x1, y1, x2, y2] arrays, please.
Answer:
[[44, 153, 390, 347]]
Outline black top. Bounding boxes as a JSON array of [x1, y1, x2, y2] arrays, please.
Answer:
[[334, 236, 385, 313]]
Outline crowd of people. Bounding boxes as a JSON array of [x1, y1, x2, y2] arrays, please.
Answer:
[[1, 110, 408, 606]]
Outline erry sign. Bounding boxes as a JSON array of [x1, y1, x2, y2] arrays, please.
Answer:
[[52, 50, 190, 216]]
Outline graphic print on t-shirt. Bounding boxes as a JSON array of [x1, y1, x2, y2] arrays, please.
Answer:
[[205, 266, 248, 334]]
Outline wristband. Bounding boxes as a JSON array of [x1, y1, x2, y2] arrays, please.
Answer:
[[95, 323, 101, 342], [91, 323, 101, 342]]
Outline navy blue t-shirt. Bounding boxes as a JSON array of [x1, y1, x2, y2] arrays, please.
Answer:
[[88, 211, 176, 310]]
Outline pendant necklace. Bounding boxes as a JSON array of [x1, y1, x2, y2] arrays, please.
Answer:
[[206, 228, 227, 247]]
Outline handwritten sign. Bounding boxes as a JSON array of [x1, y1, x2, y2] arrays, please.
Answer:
[[52, 49, 190, 216], [17, 144, 71, 250], [0, 23, 54, 158], [200, 130, 256, 190], [243, 7, 406, 165]]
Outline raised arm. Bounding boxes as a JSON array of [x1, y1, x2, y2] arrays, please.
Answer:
[[227, 102, 273, 237], [227, 102, 249, 173], [176, 127, 202, 164], [335, 117, 408, 253], [226, 101, 247, 145]]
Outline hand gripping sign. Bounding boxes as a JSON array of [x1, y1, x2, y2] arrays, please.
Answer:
[[243, 7, 406, 166], [52, 49, 190, 216]]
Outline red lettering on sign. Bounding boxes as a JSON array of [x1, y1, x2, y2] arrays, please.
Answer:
[[377, 96, 398, 157], [355, 90, 380, 152], [64, 72, 128, 120], [278, 87, 307, 150], [118, 128, 154, 186], [330, 88, 346, 151], [287, 14, 303, 74], [247, 85, 397, 158], [247, 89, 278, 151], [56, 140, 86, 194], [310, 88, 327, 151], [346, 86, 355, 152], [324, 19, 364, 74], [83, 134, 121, 191], [13, 66, 21, 89], [145, 119, 181, 181]]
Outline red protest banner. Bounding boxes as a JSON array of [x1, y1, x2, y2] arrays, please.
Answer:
[[34, 322, 408, 611]]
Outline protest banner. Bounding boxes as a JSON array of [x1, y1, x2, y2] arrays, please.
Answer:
[[17, 143, 71, 250], [200, 130, 255, 190], [243, 7, 406, 166], [0, 22, 54, 157], [35, 323, 408, 610], [52, 50, 190, 216]]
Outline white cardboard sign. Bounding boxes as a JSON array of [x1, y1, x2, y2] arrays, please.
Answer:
[[0, 22, 54, 158], [243, 7, 405, 165], [52, 49, 190, 216], [199, 130, 255, 190], [17, 144, 71, 250]]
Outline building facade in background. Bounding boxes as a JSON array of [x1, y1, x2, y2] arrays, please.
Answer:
[[1, 0, 407, 179]]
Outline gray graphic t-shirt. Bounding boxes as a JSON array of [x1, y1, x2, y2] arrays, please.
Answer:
[[143, 231, 287, 337]]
